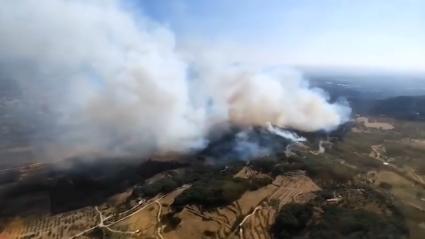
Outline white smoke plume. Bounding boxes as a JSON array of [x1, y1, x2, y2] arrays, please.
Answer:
[[0, 0, 351, 160], [234, 130, 271, 160], [266, 123, 306, 142]]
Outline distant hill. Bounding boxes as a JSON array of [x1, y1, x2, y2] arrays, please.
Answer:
[[345, 95, 425, 121], [371, 95, 425, 120]]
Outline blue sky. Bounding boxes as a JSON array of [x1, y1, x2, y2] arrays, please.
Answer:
[[134, 0, 425, 73]]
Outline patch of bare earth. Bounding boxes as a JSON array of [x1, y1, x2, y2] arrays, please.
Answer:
[[369, 144, 425, 186], [354, 117, 394, 131], [369, 144, 387, 161], [401, 138, 425, 150], [234, 166, 270, 179], [108, 186, 189, 238]]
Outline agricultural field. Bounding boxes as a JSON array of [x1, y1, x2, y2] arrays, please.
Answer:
[[0, 116, 424, 239], [313, 116, 425, 239]]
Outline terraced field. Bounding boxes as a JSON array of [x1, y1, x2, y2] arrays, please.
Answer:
[[165, 173, 320, 239], [93, 169, 320, 239]]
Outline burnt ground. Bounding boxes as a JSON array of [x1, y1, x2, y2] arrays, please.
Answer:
[[0, 158, 188, 216]]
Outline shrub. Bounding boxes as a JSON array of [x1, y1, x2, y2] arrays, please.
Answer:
[[272, 203, 313, 238], [173, 176, 249, 210], [162, 213, 181, 232], [247, 177, 273, 190], [250, 159, 276, 173], [140, 177, 179, 197], [378, 182, 393, 190]]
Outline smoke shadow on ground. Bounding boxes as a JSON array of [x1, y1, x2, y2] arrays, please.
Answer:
[[0, 157, 188, 217]]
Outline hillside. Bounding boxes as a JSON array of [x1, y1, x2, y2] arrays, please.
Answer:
[[372, 96, 425, 120], [3, 116, 425, 238]]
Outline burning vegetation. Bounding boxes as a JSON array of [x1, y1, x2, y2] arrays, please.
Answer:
[[1, 1, 424, 239]]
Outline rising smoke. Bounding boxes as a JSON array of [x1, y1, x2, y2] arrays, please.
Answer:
[[0, 0, 351, 160], [266, 123, 306, 143]]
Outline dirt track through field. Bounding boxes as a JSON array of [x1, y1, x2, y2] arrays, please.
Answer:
[[236, 176, 318, 239], [166, 172, 320, 239]]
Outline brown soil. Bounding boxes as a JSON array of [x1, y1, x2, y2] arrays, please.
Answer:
[[166, 173, 320, 239]]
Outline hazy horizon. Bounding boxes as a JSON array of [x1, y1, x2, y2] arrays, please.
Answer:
[[0, 3, 425, 239], [136, 0, 425, 74]]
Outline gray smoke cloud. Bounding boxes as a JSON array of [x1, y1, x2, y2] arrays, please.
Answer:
[[0, 0, 351, 160]]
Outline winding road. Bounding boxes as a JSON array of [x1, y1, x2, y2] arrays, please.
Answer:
[[238, 206, 262, 239], [68, 185, 190, 239], [155, 200, 165, 239]]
